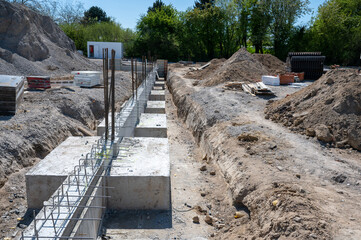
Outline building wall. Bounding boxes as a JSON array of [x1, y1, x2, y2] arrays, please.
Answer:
[[87, 41, 123, 59]]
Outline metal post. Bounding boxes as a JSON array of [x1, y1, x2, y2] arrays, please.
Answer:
[[111, 50, 116, 141], [104, 48, 109, 140], [131, 57, 134, 100], [33, 210, 39, 240]]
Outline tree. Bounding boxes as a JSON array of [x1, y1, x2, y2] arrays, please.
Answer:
[[215, 0, 240, 57], [310, 0, 361, 65], [249, 0, 271, 53], [194, 0, 216, 9], [57, 1, 84, 24], [269, 0, 309, 59], [83, 6, 110, 24], [148, 0, 165, 12], [134, 3, 181, 60]]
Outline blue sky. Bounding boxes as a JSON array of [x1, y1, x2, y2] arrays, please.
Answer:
[[79, 0, 326, 30]]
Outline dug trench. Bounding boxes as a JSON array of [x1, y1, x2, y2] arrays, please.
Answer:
[[167, 66, 361, 239]]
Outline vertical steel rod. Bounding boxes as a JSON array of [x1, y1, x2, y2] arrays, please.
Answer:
[[111, 50, 116, 141], [131, 57, 134, 100], [33, 210, 39, 240], [104, 48, 109, 140]]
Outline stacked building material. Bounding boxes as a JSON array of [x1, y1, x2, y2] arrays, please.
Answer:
[[288, 52, 325, 80], [242, 82, 274, 96], [0, 75, 25, 114], [71, 71, 102, 88], [26, 76, 51, 89], [262, 75, 280, 86]]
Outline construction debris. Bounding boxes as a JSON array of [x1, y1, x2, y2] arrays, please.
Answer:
[[26, 76, 51, 90], [72, 71, 102, 88], [242, 82, 274, 96]]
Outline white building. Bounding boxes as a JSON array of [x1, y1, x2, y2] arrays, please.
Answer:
[[87, 41, 123, 59]]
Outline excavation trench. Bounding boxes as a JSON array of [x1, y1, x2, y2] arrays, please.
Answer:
[[167, 68, 334, 239]]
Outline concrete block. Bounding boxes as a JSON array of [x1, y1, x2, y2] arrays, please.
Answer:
[[108, 137, 170, 210], [145, 101, 165, 114], [262, 75, 280, 86], [25, 136, 100, 209], [154, 81, 165, 88], [149, 90, 165, 101], [153, 86, 164, 90], [134, 113, 167, 138]]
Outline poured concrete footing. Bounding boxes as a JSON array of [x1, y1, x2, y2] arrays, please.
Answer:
[[149, 90, 165, 101], [154, 81, 165, 88], [25, 136, 100, 209], [153, 86, 164, 90], [108, 137, 170, 210], [145, 101, 165, 114], [134, 113, 167, 138]]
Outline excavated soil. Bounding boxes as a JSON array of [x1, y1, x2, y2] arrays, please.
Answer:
[[0, 71, 132, 238], [185, 58, 226, 80], [167, 66, 361, 239], [253, 53, 286, 75], [0, 0, 98, 76], [265, 68, 361, 150], [184, 49, 286, 87]]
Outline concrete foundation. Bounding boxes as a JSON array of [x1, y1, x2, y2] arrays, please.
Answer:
[[145, 101, 166, 114], [153, 86, 164, 90], [149, 90, 165, 101], [108, 137, 170, 210], [134, 113, 167, 138], [25, 136, 100, 209], [154, 81, 165, 88]]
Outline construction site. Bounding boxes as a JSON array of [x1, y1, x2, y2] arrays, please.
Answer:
[[0, 0, 361, 239]]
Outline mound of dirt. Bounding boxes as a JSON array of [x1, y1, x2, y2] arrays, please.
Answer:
[[0, 0, 98, 76], [253, 53, 286, 75], [202, 48, 269, 86], [265, 68, 361, 150], [185, 58, 226, 80]]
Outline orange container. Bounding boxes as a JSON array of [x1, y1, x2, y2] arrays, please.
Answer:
[[292, 72, 304, 81], [279, 74, 294, 84]]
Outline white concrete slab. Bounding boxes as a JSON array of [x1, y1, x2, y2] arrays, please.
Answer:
[[145, 101, 166, 114], [108, 137, 170, 210], [25, 136, 100, 209], [153, 86, 164, 90], [134, 113, 167, 138], [154, 81, 165, 88], [149, 90, 165, 101]]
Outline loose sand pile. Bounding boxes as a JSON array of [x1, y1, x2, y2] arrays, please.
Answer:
[[253, 53, 286, 75], [0, 0, 98, 76], [265, 68, 361, 150]]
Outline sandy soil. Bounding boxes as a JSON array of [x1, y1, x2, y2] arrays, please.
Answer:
[[167, 66, 361, 239]]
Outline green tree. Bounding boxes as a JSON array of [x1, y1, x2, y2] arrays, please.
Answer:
[[134, 3, 181, 60], [83, 6, 110, 24], [249, 0, 271, 53], [194, 0, 216, 9], [148, 0, 165, 12], [310, 0, 361, 65], [269, 0, 309, 59]]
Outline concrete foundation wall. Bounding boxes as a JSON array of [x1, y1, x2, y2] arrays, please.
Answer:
[[25, 136, 100, 209], [108, 137, 171, 210]]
